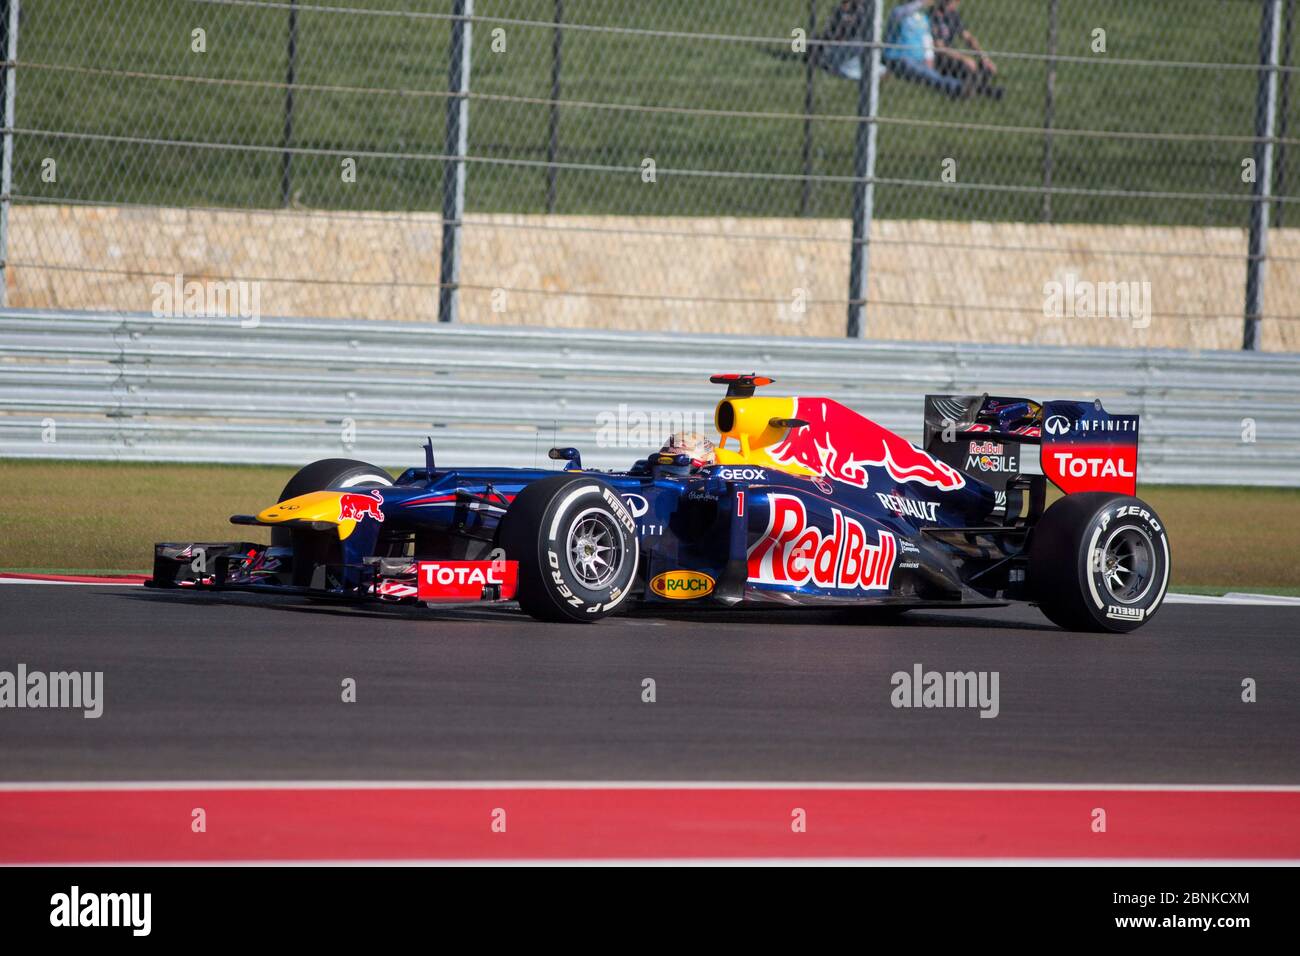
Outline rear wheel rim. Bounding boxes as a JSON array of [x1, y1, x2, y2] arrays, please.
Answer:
[[1097, 525, 1155, 605], [566, 508, 623, 589]]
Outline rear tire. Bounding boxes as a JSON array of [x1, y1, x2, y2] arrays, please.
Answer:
[[1028, 492, 1171, 633], [271, 458, 394, 547], [498, 475, 640, 623]]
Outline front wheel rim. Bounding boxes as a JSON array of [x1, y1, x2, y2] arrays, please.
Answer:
[[565, 508, 624, 589]]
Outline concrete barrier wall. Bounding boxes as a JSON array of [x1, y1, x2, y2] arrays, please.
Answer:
[[5, 310, 1299, 485], [7, 205, 1297, 351]]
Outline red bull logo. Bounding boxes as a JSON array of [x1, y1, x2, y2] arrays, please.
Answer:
[[747, 494, 896, 592], [770, 398, 965, 491], [338, 491, 385, 523]]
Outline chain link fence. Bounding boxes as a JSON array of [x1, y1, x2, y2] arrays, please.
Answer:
[[3, 0, 1299, 349]]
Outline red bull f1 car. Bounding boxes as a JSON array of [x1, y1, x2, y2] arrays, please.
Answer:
[[150, 375, 1171, 632]]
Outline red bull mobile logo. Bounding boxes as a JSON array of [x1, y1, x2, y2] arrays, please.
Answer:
[[747, 494, 896, 592], [338, 491, 385, 523], [770, 398, 965, 491]]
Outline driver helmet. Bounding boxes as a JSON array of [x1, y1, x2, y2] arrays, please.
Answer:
[[655, 431, 717, 474]]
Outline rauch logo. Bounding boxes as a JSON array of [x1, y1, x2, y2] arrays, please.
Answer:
[[650, 570, 715, 600]]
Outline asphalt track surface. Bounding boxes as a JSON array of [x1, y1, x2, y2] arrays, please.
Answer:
[[1, 583, 1296, 786]]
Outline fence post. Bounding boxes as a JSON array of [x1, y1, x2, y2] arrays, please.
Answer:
[[1041, 0, 1058, 223], [279, 0, 298, 208], [0, 0, 18, 308], [545, 0, 562, 213], [1274, 0, 1294, 225], [439, 0, 473, 324], [845, 0, 882, 339], [1244, 0, 1282, 351], [799, 0, 817, 217]]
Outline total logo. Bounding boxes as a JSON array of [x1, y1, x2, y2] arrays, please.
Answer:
[[417, 560, 519, 602], [715, 467, 767, 481], [748, 494, 896, 592], [1050, 452, 1134, 480], [422, 562, 509, 587], [1043, 444, 1138, 495]]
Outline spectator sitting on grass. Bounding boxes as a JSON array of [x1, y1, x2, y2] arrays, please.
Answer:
[[811, 0, 871, 82], [931, 0, 1004, 100], [882, 0, 966, 99]]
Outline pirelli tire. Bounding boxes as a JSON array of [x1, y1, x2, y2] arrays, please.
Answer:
[[499, 475, 640, 623], [1028, 492, 1171, 634], [270, 458, 395, 547]]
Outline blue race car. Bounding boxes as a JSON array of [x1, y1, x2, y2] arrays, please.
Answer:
[[150, 375, 1171, 632]]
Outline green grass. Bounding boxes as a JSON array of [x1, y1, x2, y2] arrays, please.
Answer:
[[0, 460, 296, 573], [13, 0, 1290, 225], [1, 568, 156, 576], [1129, 484, 1300, 589], [1, 460, 1296, 589]]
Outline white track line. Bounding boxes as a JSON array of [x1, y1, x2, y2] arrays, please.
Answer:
[[1165, 591, 1300, 606]]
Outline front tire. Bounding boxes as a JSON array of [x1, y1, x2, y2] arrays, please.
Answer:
[[271, 458, 394, 547], [498, 475, 640, 623], [1028, 492, 1171, 633]]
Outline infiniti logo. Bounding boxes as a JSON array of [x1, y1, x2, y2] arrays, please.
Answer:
[[1044, 415, 1072, 436], [621, 494, 649, 518]]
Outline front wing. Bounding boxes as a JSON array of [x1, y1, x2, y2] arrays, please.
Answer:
[[148, 543, 518, 605]]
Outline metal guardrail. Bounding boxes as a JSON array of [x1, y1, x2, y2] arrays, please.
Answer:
[[2, 309, 1298, 485]]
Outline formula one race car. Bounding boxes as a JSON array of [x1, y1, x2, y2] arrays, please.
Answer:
[[150, 375, 1171, 632]]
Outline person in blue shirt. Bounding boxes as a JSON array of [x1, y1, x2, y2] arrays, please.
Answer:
[[882, 0, 965, 98]]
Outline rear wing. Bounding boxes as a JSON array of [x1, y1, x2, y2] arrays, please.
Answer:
[[1038, 400, 1138, 496], [924, 394, 1138, 496]]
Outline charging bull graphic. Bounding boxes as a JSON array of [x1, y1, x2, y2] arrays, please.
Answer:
[[771, 398, 965, 491], [338, 491, 385, 523]]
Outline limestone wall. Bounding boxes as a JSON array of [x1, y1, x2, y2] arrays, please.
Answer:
[[7, 205, 1297, 351]]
